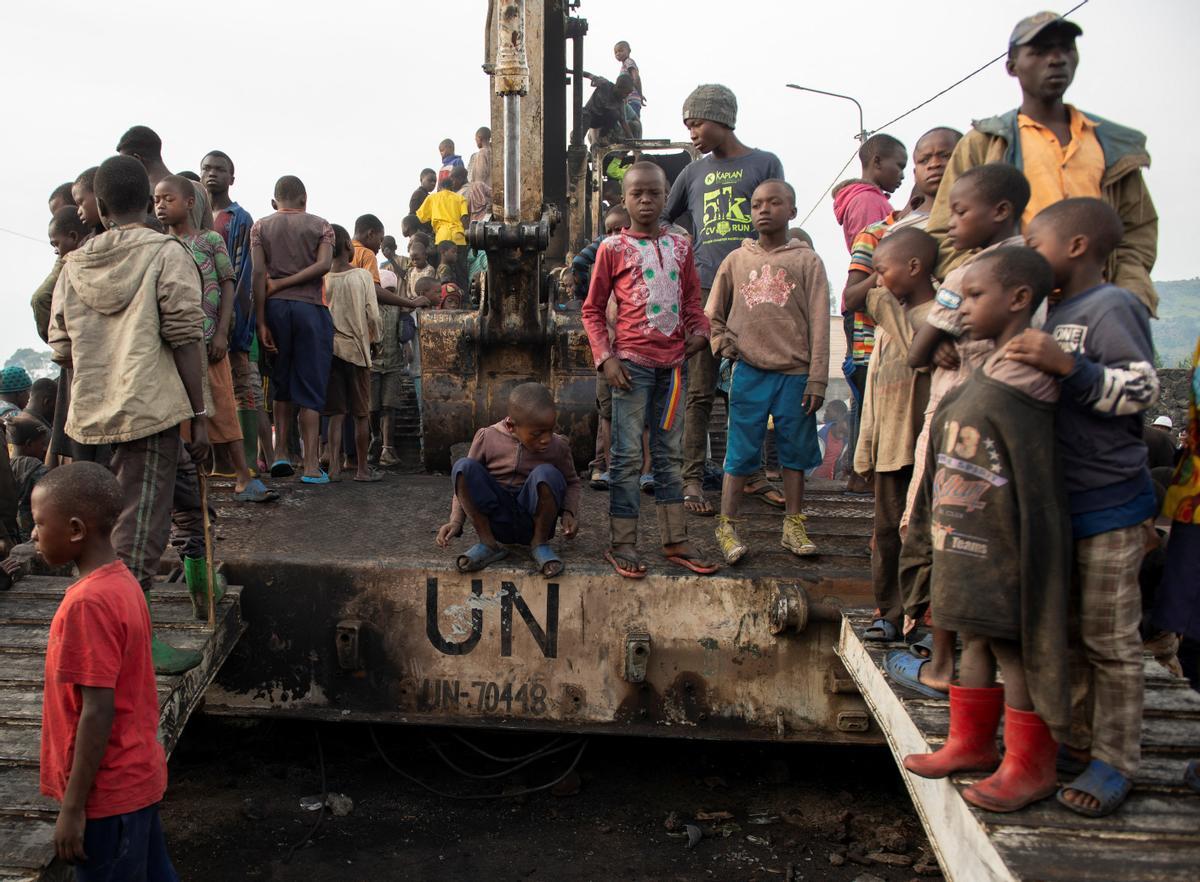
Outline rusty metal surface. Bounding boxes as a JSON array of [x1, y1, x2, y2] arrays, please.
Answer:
[[206, 476, 878, 744]]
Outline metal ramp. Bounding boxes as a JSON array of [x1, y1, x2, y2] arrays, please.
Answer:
[[837, 613, 1200, 882]]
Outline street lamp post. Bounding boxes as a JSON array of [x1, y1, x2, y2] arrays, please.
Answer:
[[785, 84, 870, 143]]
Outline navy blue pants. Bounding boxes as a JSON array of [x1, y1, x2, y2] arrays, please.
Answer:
[[75, 803, 178, 882], [451, 458, 565, 544]]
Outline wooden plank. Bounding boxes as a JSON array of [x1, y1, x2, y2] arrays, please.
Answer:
[[0, 767, 56, 815], [0, 819, 55, 870], [837, 618, 1015, 882], [0, 596, 201, 626], [979, 791, 1200, 835], [989, 826, 1200, 882]]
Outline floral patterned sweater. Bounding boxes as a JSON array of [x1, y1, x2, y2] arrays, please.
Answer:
[[582, 227, 709, 370], [704, 238, 830, 395]]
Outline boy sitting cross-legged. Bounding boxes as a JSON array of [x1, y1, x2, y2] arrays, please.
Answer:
[[901, 247, 1071, 813], [437, 383, 581, 578], [35, 462, 180, 878], [706, 180, 830, 564]]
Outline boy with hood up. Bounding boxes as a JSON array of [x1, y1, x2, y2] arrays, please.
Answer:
[[48, 155, 209, 675]]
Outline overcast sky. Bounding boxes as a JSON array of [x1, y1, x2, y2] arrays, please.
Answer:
[[2, 0, 1197, 361]]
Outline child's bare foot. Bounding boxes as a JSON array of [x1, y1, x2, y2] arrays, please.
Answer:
[[605, 543, 646, 579], [354, 467, 383, 483], [662, 541, 718, 575], [683, 482, 714, 515], [918, 663, 952, 693]]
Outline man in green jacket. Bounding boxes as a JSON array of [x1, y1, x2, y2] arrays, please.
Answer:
[[927, 11, 1158, 315]]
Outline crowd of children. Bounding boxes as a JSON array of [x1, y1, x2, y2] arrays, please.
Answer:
[[2, 10, 1195, 877]]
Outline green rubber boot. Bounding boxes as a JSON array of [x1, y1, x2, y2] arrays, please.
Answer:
[[238, 409, 259, 474], [143, 589, 202, 675], [183, 556, 226, 621]]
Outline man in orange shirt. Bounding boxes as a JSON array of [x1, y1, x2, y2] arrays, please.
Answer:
[[927, 11, 1158, 315], [351, 215, 432, 311]]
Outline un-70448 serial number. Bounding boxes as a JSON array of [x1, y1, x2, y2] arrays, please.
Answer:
[[419, 678, 548, 715]]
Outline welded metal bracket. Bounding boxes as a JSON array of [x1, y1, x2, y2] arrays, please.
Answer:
[[624, 631, 651, 683]]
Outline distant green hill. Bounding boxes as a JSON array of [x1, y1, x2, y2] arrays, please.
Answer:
[[1155, 279, 1200, 368]]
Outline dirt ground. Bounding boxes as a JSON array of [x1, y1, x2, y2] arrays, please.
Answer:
[[162, 716, 937, 882]]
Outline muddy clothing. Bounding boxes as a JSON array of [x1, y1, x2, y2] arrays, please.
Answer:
[[902, 355, 1070, 737], [49, 227, 203, 446], [706, 238, 831, 397], [449, 419, 582, 529], [326, 268, 381, 369], [833, 181, 893, 252], [853, 292, 932, 476], [664, 148, 784, 289], [928, 109, 1159, 315], [250, 209, 335, 307], [10, 454, 47, 541], [32, 259, 63, 343]]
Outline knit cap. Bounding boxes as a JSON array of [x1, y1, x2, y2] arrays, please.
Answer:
[[0, 366, 32, 394], [682, 84, 737, 129]]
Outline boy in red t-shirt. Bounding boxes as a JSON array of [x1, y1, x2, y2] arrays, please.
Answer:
[[34, 462, 176, 879]]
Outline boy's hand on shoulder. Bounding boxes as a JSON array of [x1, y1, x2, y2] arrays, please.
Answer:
[[802, 392, 824, 416], [561, 511, 578, 539], [684, 334, 708, 358], [436, 522, 462, 548], [1003, 329, 1074, 377], [54, 806, 87, 863], [600, 357, 631, 391], [931, 339, 961, 371]]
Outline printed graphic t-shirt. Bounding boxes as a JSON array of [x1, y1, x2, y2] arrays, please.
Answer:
[[664, 148, 785, 290]]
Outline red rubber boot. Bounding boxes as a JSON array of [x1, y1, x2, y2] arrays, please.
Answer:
[[963, 706, 1058, 812], [903, 685, 1003, 779]]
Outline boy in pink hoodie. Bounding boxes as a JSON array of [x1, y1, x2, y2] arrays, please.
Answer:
[[832, 133, 907, 250]]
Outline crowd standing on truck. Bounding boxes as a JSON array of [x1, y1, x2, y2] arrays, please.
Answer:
[[1, 10, 1198, 879]]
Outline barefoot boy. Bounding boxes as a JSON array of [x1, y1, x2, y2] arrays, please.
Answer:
[[583, 161, 716, 578], [706, 180, 830, 564], [437, 383, 581, 578], [35, 462, 179, 877], [901, 246, 1070, 814], [1010, 197, 1159, 817], [844, 227, 938, 641]]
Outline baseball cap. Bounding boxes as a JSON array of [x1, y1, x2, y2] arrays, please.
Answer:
[[1152, 415, 1173, 429], [1009, 11, 1082, 48]]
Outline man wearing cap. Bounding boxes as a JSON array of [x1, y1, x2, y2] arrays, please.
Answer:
[[1146, 415, 1178, 471], [0, 367, 33, 422], [928, 11, 1159, 315], [664, 84, 785, 514]]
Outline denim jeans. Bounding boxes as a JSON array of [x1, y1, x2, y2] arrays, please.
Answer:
[[610, 360, 686, 518]]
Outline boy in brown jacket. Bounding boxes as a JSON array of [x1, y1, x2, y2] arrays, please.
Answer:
[[706, 180, 830, 563], [48, 155, 209, 674]]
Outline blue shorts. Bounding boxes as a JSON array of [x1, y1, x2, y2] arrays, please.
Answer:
[[265, 298, 333, 411], [724, 362, 821, 475], [451, 458, 566, 545], [77, 803, 178, 882]]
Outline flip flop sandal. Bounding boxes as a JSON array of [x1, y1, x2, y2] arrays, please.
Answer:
[[1185, 759, 1200, 794], [639, 474, 656, 494], [683, 494, 715, 517], [590, 470, 610, 491], [269, 459, 296, 478], [300, 470, 330, 485], [665, 551, 719, 575], [1056, 759, 1133, 818], [605, 549, 646, 579], [909, 632, 934, 659], [456, 543, 509, 573], [744, 481, 785, 508], [862, 618, 900, 642], [235, 478, 280, 503], [354, 468, 385, 483], [884, 651, 948, 699], [532, 544, 564, 578]]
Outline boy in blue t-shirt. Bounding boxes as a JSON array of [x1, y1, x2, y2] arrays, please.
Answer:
[[1007, 197, 1159, 818]]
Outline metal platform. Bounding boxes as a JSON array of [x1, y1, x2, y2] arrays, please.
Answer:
[[837, 613, 1200, 882], [203, 474, 882, 743], [0, 576, 244, 882]]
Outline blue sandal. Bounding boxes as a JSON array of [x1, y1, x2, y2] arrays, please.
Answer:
[[909, 632, 934, 659], [531, 544, 564, 578], [863, 618, 900, 642], [235, 478, 279, 503], [300, 470, 330, 485], [456, 543, 509, 573], [1057, 759, 1132, 817], [269, 459, 295, 478], [885, 651, 948, 699]]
